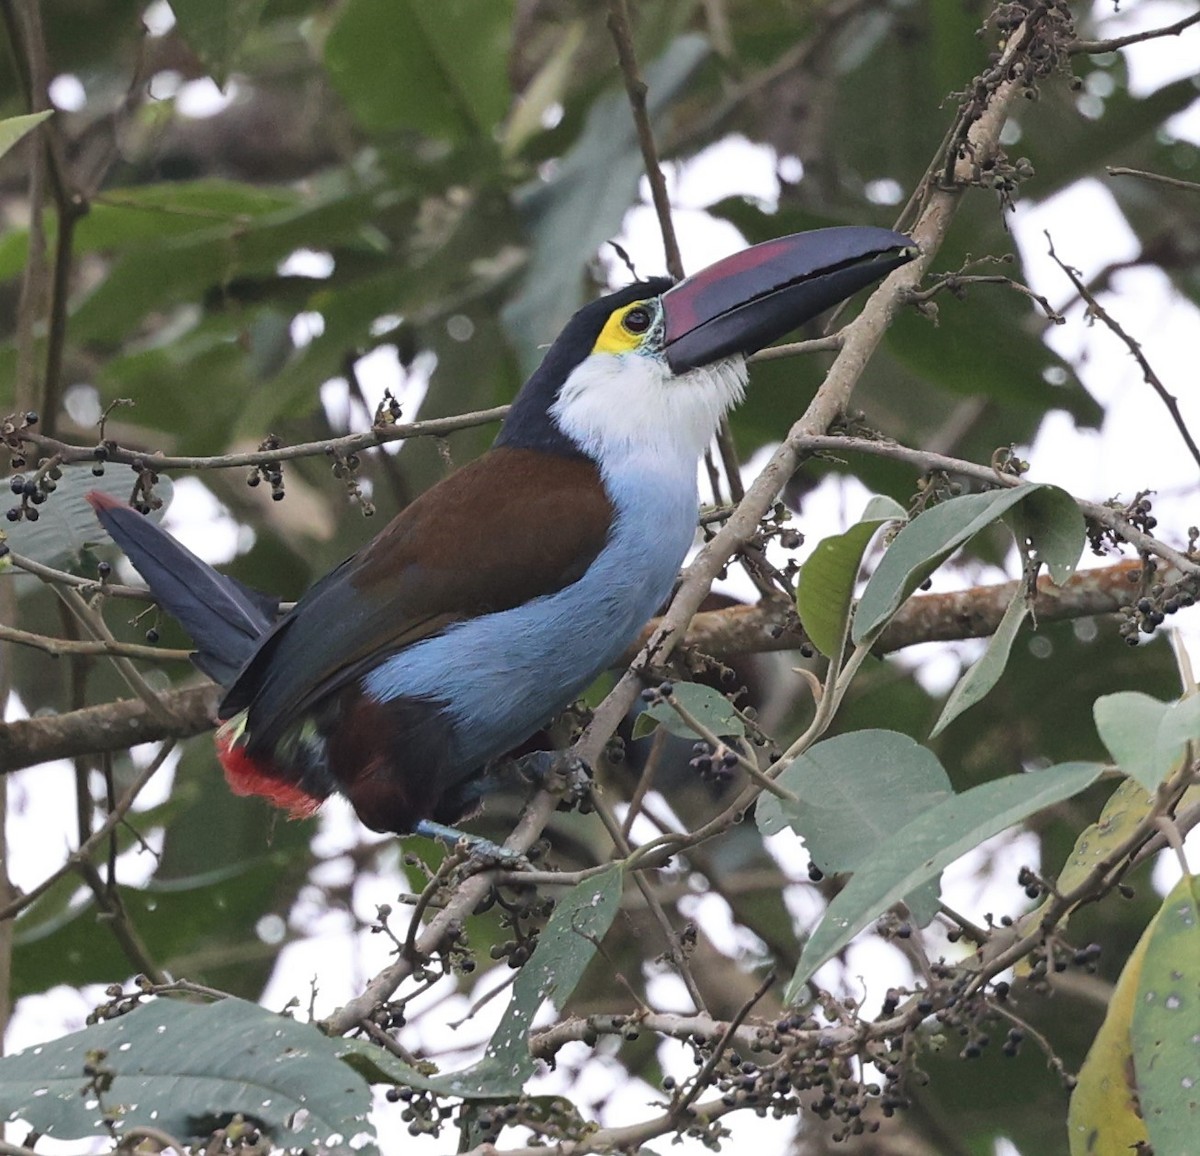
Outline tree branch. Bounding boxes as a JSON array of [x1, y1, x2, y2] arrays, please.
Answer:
[[18, 406, 511, 473], [573, 10, 1038, 772], [1, 684, 218, 774]]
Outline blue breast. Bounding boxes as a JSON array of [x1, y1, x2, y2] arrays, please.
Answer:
[[361, 458, 698, 777]]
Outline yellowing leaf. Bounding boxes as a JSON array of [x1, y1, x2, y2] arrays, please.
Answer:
[[1068, 913, 1150, 1155], [1017, 778, 1156, 974]]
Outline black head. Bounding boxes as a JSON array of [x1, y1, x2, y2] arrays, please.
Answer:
[[495, 278, 673, 457]]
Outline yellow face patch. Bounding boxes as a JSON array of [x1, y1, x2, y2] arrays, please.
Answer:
[[592, 300, 655, 356]]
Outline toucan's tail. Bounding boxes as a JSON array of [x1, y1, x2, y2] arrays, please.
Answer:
[[87, 491, 279, 687]]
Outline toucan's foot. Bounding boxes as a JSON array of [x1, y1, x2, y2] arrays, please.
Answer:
[[412, 819, 528, 868], [508, 752, 593, 812]]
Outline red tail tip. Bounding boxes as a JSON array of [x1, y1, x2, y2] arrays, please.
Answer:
[[86, 490, 123, 511], [216, 731, 323, 820]]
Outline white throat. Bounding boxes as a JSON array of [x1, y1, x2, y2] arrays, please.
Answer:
[[549, 352, 747, 476]]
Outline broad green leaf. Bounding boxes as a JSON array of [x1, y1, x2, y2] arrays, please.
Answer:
[[325, 0, 513, 141], [0, 180, 299, 283], [886, 290, 1095, 422], [1022, 76, 1200, 202], [757, 730, 952, 875], [1132, 874, 1200, 1154], [1068, 903, 1151, 1155], [852, 486, 1047, 645], [3, 465, 173, 576], [797, 495, 906, 658], [0, 997, 375, 1154], [70, 183, 383, 345], [1006, 484, 1085, 585], [1093, 692, 1200, 791], [632, 681, 746, 742], [757, 729, 951, 925], [415, 865, 624, 1098], [502, 34, 709, 374], [502, 21, 586, 158], [169, 0, 269, 86], [0, 110, 52, 162], [930, 588, 1029, 736], [786, 760, 1105, 1001]]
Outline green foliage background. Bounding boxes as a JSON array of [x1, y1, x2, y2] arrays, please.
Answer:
[[1, 1, 1198, 1154]]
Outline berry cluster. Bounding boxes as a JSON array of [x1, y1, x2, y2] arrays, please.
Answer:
[[5, 461, 57, 523], [246, 433, 285, 500]]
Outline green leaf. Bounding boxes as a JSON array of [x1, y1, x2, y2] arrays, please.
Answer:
[[1006, 484, 1085, 586], [1022, 76, 1200, 201], [0, 997, 375, 1153], [0, 180, 299, 283], [797, 495, 906, 658], [0, 110, 53, 162], [758, 730, 953, 873], [4, 465, 173, 576], [501, 21, 586, 158], [414, 865, 624, 1098], [757, 729, 952, 925], [1016, 779, 1195, 963], [1093, 692, 1200, 792], [930, 588, 1029, 737], [70, 183, 381, 346], [325, 0, 513, 141], [852, 486, 1048, 645], [785, 760, 1105, 1001], [1132, 874, 1200, 1155], [886, 289, 1096, 422], [633, 682, 746, 742], [169, 0, 269, 87], [502, 34, 710, 374]]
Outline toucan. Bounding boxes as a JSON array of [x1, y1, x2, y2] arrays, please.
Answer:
[[90, 226, 912, 842]]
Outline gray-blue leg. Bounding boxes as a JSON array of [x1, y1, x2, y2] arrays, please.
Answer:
[[412, 819, 528, 866]]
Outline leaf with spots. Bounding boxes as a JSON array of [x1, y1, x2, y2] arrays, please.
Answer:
[[1132, 873, 1200, 1155], [362, 864, 625, 1101], [0, 997, 375, 1154], [1068, 875, 1160, 1156]]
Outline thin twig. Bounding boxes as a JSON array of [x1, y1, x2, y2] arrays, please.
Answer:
[[1045, 231, 1200, 472], [606, 0, 684, 280], [0, 740, 174, 922], [6, 549, 154, 601], [906, 272, 1065, 323], [0, 621, 192, 663], [1107, 165, 1200, 195], [21, 405, 510, 473], [1070, 10, 1200, 54], [53, 585, 178, 725], [673, 969, 775, 1116]]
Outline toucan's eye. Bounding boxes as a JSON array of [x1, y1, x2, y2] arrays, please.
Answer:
[[622, 306, 652, 334]]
